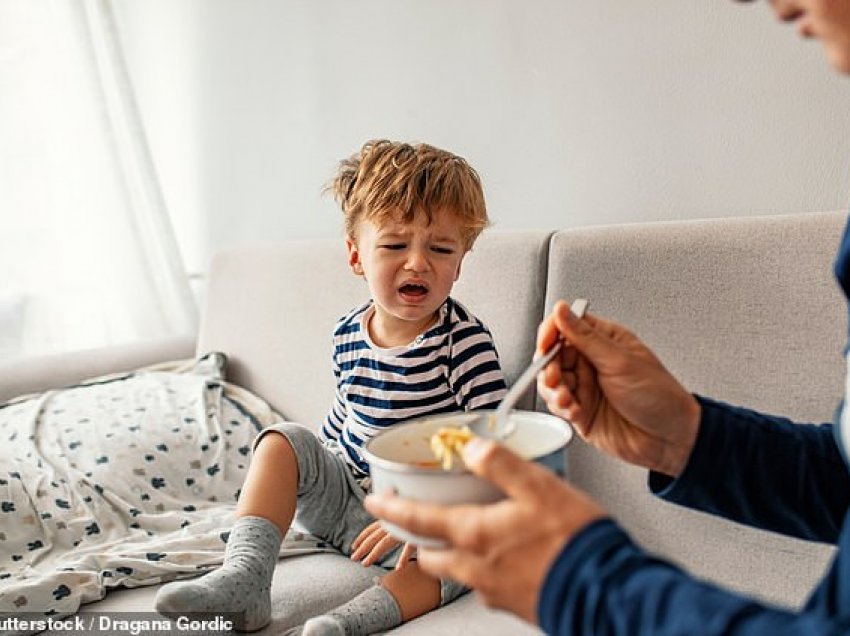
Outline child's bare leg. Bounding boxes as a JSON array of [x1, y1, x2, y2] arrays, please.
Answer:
[[381, 563, 442, 621], [236, 431, 298, 527], [297, 563, 444, 635], [155, 432, 298, 632]]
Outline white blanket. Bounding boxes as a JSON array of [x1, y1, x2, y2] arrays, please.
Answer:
[[0, 355, 333, 623]]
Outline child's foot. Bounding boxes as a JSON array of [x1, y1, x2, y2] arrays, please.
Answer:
[[154, 516, 282, 632], [156, 573, 272, 632], [293, 615, 344, 636], [293, 584, 402, 636]]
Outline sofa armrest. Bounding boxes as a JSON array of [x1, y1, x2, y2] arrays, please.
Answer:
[[0, 335, 197, 403]]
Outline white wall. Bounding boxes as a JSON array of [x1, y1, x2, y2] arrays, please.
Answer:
[[113, 0, 850, 278]]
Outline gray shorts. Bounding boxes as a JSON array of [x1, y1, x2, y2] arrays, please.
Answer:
[[253, 422, 466, 604]]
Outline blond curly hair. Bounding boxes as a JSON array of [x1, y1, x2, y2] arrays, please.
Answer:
[[327, 139, 489, 250]]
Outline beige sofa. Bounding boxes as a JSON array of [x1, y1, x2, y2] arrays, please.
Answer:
[[1, 210, 845, 633]]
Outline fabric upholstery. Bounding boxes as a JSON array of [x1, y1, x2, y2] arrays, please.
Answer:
[[0, 335, 195, 403]]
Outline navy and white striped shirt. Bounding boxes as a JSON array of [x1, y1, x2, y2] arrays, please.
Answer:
[[322, 297, 507, 477]]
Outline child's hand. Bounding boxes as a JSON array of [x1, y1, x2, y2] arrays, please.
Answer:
[[350, 520, 415, 568], [394, 542, 416, 570]]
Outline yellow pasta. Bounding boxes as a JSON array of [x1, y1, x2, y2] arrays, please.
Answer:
[[430, 425, 475, 470]]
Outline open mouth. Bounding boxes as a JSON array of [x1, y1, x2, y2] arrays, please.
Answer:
[[399, 282, 429, 300]]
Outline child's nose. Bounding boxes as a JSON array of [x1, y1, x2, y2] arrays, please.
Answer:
[[405, 248, 429, 272]]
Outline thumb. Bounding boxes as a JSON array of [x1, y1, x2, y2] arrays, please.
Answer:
[[551, 300, 616, 367], [462, 438, 554, 502]]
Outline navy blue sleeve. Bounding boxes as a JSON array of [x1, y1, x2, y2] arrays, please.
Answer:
[[538, 519, 850, 635], [649, 395, 850, 543]]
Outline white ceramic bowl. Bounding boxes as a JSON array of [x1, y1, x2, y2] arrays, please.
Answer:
[[362, 409, 573, 547]]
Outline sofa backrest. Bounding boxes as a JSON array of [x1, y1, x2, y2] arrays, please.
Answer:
[[197, 230, 553, 431], [545, 211, 847, 608]]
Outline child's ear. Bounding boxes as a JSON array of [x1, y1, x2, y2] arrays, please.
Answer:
[[454, 252, 467, 281], [346, 237, 365, 276]]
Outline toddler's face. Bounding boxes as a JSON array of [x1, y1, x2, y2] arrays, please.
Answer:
[[347, 208, 466, 341]]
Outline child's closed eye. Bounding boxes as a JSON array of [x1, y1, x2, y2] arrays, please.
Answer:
[[431, 246, 455, 254], [380, 244, 406, 250]]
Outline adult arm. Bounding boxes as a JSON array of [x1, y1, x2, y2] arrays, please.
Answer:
[[650, 395, 850, 543], [540, 517, 849, 636]]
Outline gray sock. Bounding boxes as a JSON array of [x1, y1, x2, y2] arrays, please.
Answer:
[[155, 515, 282, 632], [298, 584, 402, 636]]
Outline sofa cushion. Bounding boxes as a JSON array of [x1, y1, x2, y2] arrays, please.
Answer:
[[87, 553, 540, 635], [545, 211, 847, 609]]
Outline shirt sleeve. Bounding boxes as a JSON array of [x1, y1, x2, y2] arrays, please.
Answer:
[[321, 350, 345, 443], [649, 395, 850, 543], [538, 519, 850, 636], [447, 320, 507, 410]]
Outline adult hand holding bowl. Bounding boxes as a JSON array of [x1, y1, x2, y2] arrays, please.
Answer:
[[361, 409, 572, 547]]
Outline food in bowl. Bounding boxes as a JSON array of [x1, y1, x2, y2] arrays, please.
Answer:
[[362, 410, 572, 547], [430, 425, 475, 470]]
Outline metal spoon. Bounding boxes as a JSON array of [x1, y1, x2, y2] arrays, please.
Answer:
[[471, 298, 589, 441]]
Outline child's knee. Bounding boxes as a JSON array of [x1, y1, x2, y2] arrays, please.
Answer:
[[253, 423, 316, 463], [251, 429, 299, 471], [248, 427, 304, 489]]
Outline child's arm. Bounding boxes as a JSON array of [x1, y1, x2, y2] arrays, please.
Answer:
[[321, 390, 346, 442], [320, 354, 346, 442], [448, 319, 508, 411]]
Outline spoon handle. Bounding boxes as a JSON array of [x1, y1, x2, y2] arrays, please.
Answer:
[[497, 341, 564, 413]]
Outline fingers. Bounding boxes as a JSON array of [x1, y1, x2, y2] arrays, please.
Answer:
[[351, 520, 381, 550], [364, 493, 459, 545], [538, 381, 585, 430], [349, 527, 381, 561], [414, 548, 538, 623], [415, 547, 488, 588], [536, 308, 562, 355], [560, 343, 578, 373], [539, 300, 584, 390], [550, 302, 616, 366], [350, 521, 401, 565], [461, 438, 554, 503], [361, 533, 402, 566], [541, 299, 589, 343], [394, 542, 417, 570]]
